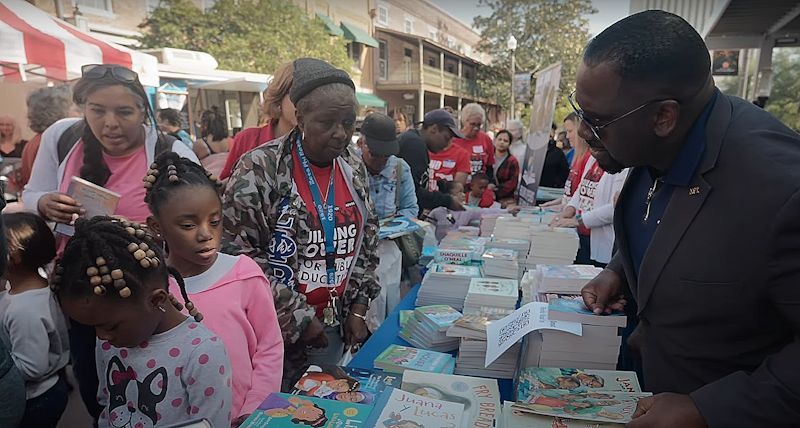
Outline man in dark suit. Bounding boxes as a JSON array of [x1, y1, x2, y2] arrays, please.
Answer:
[[574, 10, 800, 428]]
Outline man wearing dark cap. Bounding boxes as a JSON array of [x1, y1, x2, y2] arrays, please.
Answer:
[[357, 113, 419, 317], [397, 109, 466, 214], [576, 11, 800, 427]]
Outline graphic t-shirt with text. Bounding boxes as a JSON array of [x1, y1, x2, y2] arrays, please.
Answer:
[[427, 145, 471, 191], [452, 131, 496, 176], [575, 159, 604, 236], [292, 152, 363, 318]]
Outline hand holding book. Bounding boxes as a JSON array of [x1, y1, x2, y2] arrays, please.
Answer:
[[581, 268, 627, 315], [37, 192, 85, 224]]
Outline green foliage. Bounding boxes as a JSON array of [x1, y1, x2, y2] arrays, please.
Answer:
[[139, 0, 353, 74], [473, 0, 596, 122], [764, 48, 800, 132]]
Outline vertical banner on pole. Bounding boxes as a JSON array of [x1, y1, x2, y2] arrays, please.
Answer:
[[518, 63, 562, 206]]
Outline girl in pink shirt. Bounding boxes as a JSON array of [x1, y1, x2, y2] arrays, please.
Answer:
[[144, 152, 283, 425]]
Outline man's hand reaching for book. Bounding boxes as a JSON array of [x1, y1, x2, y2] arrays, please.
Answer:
[[581, 268, 627, 315], [38, 192, 85, 224]]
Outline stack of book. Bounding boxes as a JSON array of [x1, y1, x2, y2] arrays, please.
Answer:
[[445, 314, 521, 379], [438, 232, 488, 263], [419, 246, 436, 266], [531, 264, 604, 298], [481, 247, 521, 279], [525, 225, 581, 269], [479, 212, 505, 236], [492, 215, 541, 240], [416, 263, 482, 310], [538, 298, 627, 370], [399, 305, 462, 352], [463, 277, 519, 316], [489, 236, 531, 253], [374, 344, 455, 374]]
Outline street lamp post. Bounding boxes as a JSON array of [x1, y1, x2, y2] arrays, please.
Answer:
[[507, 35, 517, 124]]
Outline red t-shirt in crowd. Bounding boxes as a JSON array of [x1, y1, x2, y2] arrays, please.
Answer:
[[291, 151, 362, 318], [427, 144, 471, 191], [564, 151, 591, 200], [220, 120, 278, 180], [575, 159, 604, 236], [451, 131, 495, 176]]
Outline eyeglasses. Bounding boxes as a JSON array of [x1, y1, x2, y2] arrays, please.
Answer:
[[568, 90, 670, 141], [81, 64, 139, 84], [466, 122, 482, 129]]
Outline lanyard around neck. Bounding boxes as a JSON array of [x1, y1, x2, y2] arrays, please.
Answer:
[[296, 135, 337, 287]]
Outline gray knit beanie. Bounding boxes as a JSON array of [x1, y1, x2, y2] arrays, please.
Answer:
[[289, 58, 355, 105]]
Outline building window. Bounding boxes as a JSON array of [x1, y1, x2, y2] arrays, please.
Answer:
[[348, 43, 363, 69], [404, 48, 413, 58], [377, 5, 389, 25], [465, 70, 471, 79], [74, 0, 112, 12], [405, 18, 414, 34], [447, 36, 456, 49], [428, 29, 437, 40], [379, 40, 388, 80], [428, 57, 436, 67], [447, 64, 454, 73], [464, 46, 471, 57]]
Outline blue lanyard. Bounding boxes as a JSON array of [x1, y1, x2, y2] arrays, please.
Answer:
[[296, 135, 337, 287]]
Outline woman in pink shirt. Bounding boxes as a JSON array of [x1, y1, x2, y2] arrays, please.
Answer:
[[145, 152, 283, 426], [20, 64, 199, 425]]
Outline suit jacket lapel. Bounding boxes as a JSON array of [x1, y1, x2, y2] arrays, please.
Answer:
[[634, 94, 732, 313]]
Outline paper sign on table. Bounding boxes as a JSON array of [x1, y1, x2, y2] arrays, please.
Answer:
[[484, 302, 582, 367]]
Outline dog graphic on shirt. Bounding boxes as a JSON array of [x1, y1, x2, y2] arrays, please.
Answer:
[[106, 356, 167, 428]]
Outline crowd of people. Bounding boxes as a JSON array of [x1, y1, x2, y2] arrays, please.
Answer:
[[0, 8, 799, 428]]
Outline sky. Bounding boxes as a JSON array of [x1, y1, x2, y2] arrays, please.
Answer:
[[427, 0, 630, 37]]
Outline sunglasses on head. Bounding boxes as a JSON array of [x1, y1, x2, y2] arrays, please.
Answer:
[[81, 64, 139, 84]]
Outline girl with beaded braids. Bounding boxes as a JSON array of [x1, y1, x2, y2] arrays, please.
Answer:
[[144, 151, 283, 425], [52, 217, 232, 428]]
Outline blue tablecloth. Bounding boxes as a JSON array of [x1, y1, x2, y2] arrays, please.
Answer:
[[348, 284, 515, 401]]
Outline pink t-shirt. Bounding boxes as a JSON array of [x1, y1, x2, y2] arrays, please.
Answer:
[[59, 141, 150, 223]]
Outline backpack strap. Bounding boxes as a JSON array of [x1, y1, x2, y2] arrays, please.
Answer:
[[56, 120, 86, 164], [155, 132, 177, 157]]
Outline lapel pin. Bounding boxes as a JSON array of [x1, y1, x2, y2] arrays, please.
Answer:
[[689, 187, 700, 195]]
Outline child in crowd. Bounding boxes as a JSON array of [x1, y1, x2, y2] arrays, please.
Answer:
[[144, 152, 283, 425], [0, 212, 69, 428], [51, 217, 232, 428], [426, 180, 520, 242], [466, 172, 497, 208]]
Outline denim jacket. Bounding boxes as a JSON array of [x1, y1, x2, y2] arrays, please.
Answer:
[[366, 155, 419, 220]]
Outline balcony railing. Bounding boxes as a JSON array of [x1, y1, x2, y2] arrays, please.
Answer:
[[379, 62, 485, 98]]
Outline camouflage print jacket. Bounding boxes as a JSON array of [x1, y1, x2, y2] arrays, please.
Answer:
[[221, 128, 381, 344]]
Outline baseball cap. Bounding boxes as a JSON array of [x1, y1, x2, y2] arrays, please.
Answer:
[[360, 113, 399, 156], [420, 109, 465, 139]]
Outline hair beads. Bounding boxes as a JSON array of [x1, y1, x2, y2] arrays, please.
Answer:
[[142, 157, 222, 196]]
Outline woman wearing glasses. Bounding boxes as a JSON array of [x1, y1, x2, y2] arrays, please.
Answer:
[[21, 64, 199, 424]]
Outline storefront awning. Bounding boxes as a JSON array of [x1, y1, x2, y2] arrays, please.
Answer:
[[316, 13, 344, 37], [356, 92, 387, 107], [340, 21, 379, 48], [194, 77, 268, 93]]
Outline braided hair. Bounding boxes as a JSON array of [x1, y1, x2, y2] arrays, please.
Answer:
[[143, 152, 222, 218], [50, 216, 203, 321]]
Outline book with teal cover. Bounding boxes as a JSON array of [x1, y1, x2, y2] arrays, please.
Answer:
[[517, 367, 642, 401], [364, 387, 465, 428], [399, 310, 414, 328], [291, 365, 401, 405], [429, 263, 482, 278], [379, 215, 426, 239], [374, 345, 453, 374], [415, 305, 463, 332], [548, 298, 627, 327], [240, 393, 372, 427], [513, 390, 652, 424]]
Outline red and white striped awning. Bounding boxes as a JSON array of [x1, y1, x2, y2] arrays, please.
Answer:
[[0, 0, 159, 86]]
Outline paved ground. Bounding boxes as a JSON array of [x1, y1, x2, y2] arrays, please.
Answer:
[[57, 366, 95, 428]]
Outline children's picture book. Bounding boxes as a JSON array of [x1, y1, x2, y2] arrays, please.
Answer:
[[433, 249, 472, 265], [401, 371, 501, 428], [481, 247, 519, 261], [400, 310, 414, 328], [429, 264, 483, 278], [380, 215, 428, 239], [54, 176, 121, 236], [364, 387, 465, 428], [415, 305, 463, 332], [548, 298, 627, 328], [467, 278, 519, 298], [517, 368, 642, 400], [240, 393, 372, 428], [512, 390, 652, 424], [374, 345, 454, 374], [501, 401, 624, 428], [291, 365, 401, 405]]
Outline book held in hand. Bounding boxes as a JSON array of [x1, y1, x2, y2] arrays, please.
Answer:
[[54, 176, 121, 236], [379, 215, 428, 239], [548, 298, 627, 328]]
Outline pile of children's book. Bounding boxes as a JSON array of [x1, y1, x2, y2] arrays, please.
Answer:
[[479, 212, 504, 236], [488, 236, 531, 254], [525, 225, 581, 269], [415, 263, 482, 310], [456, 336, 521, 379], [481, 247, 521, 279], [399, 305, 462, 352], [374, 344, 455, 374], [503, 366, 649, 427], [242, 364, 503, 428], [462, 278, 519, 316]]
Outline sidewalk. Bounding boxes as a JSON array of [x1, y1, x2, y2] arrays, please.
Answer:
[[57, 365, 95, 428]]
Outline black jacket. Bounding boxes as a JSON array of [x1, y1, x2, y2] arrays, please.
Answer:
[[397, 129, 454, 214]]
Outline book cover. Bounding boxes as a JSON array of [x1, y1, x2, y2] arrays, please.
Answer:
[[481, 247, 518, 261], [433, 249, 472, 265], [240, 393, 372, 428], [401, 371, 501, 428], [364, 387, 465, 428], [415, 305, 463, 331], [467, 278, 519, 298], [501, 401, 624, 428], [548, 298, 627, 327], [517, 368, 642, 401], [539, 265, 602, 280], [513, 390, 652, 424], [429, 264, 482, 278], [537, 293, 583, 303], [448, 315, 491, 334], [291, 365, 401, 405], [374, 345, 453, 374], [380, 215, 427, 240], [54, 176, 121, 236], [399, 310, 414, 328]]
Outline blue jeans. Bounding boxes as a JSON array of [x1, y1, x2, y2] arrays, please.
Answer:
[[20, 376, 68, 428]]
